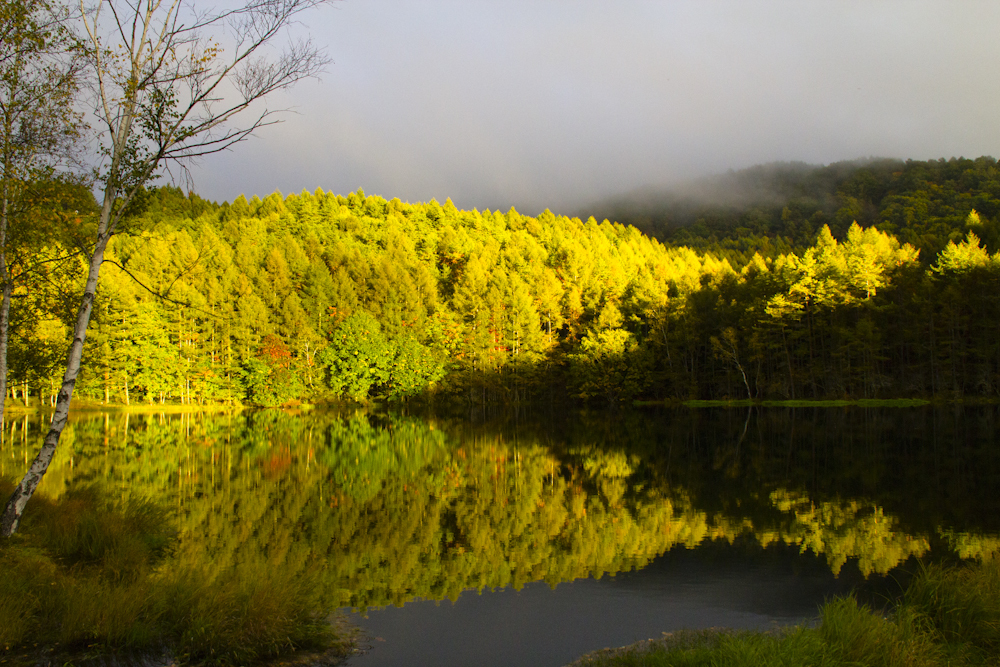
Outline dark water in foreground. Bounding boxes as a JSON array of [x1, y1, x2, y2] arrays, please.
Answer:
[[347, 545, 864, 667], [3, 406, 999, 666]]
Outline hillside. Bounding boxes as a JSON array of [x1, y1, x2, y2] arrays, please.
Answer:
[[583, 156, 1000, 268], [9, 157, 1000, 406]]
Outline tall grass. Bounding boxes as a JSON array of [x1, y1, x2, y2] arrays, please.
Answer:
[[818, 597, 943, 667], [903, 559, 1000, 660], [573, 558, 1000, 667], [159, 564, 340, 665], [0, 478, 348, 665]]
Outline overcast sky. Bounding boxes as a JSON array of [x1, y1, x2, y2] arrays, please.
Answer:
[[185, 1, 1000, 216]]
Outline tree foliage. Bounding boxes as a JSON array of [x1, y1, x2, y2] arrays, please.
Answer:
[[0, 0, 85, 415], [2, 0, 330, 536], [14, 158, 1000, 408]]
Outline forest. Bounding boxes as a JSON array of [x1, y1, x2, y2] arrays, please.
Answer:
[[12, 155, 1000, 406]]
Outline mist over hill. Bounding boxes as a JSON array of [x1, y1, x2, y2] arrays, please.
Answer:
[[583, 160, 819, 225], [580, 158, 904, 238], [579, 156, 1000, 268]]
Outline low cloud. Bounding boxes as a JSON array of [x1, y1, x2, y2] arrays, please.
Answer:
[[188, 0, 1000, 215]]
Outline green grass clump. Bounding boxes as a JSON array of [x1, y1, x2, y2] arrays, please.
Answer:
[[674, 398, 931, 408], [0, 478, 347, 665], [571, 628, 831, 666], [29, 486, 176, 577], [903, 559, 1000, 658], [159, 565, 339, 665], [573, 559, 1000, 667], [819, 596, 942, 667], [0, 545, 58, 647], [0, 483, 168, 651]]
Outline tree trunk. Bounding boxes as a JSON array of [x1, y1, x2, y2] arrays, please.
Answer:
[[0, 282, 10, 418], [1, 230, 110, 537], [0, 143, 10, 419], [780, 325, 795, 400]]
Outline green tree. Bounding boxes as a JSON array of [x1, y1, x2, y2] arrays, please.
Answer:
[[241, 334, 304, 406], [569, 328, 652, 403], [319, 311, 443, 402], [2, 0, 330, 535], [0, 0, 83, 414], [319, 311, 394, 401]]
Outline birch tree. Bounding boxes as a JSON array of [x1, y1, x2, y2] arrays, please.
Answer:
[[1, 0, 329, 536]]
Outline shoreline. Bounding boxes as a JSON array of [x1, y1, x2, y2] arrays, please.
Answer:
[[2, 403, 244, 416], [637, 397, 954, 408], [562, 628, 741, 667]]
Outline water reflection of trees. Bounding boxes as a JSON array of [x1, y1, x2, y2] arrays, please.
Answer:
[[2, 407, 998, 608]]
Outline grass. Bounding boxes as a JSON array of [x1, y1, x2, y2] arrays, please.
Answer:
[[635, 398, 933, 408], [2, 399, 243, 414], [567, 628, 832, 667], [571, 558, 1000, 667], [0, 479, 351, 666]]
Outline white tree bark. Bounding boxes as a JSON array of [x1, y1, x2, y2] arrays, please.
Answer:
[[1, 0, 330, 536], [1, 230, 109, 534]]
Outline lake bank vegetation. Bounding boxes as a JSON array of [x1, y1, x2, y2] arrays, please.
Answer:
[[12, 157, 1000, 408], [0, 478, 351, 666], [571, 558, 1000, 667]]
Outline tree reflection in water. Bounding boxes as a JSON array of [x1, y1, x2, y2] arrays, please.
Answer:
[[2, 406, 998, 610]]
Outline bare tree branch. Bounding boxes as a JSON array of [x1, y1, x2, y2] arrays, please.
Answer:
[[2, 0, 333, 536], [103, 258, 219, 319]]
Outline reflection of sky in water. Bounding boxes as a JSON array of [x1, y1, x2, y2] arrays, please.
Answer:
[[345, 547, 871, 667]]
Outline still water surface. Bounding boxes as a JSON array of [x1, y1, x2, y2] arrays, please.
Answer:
[[2, 406, 999, 666]]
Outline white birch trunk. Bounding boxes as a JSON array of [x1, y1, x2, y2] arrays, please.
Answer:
[[0, 188, 10, 419], [0, 283, 9, 419], [1, 227, 112, 536], [1, 0, 326, 537]]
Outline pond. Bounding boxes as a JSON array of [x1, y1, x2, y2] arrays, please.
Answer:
[[3, 405, 999, 666]]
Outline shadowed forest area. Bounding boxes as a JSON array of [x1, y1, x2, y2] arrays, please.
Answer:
[[13, 156, 1000, 407]]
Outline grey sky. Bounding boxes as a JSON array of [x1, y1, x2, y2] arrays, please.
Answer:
[[186, 1, 1000, 216]]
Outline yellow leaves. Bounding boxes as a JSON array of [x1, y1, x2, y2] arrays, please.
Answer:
[[741, 252, 771, 279], [659, 246, 730, 295], [842, 222, 919, 299], [766, 223, 920, 318], [932, 231, 1000, 274], [765, 292, 804, 320], [699, 254, 737, 284]]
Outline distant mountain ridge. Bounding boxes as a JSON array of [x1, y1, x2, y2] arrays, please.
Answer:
[[580, 156, 1000, 266]]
